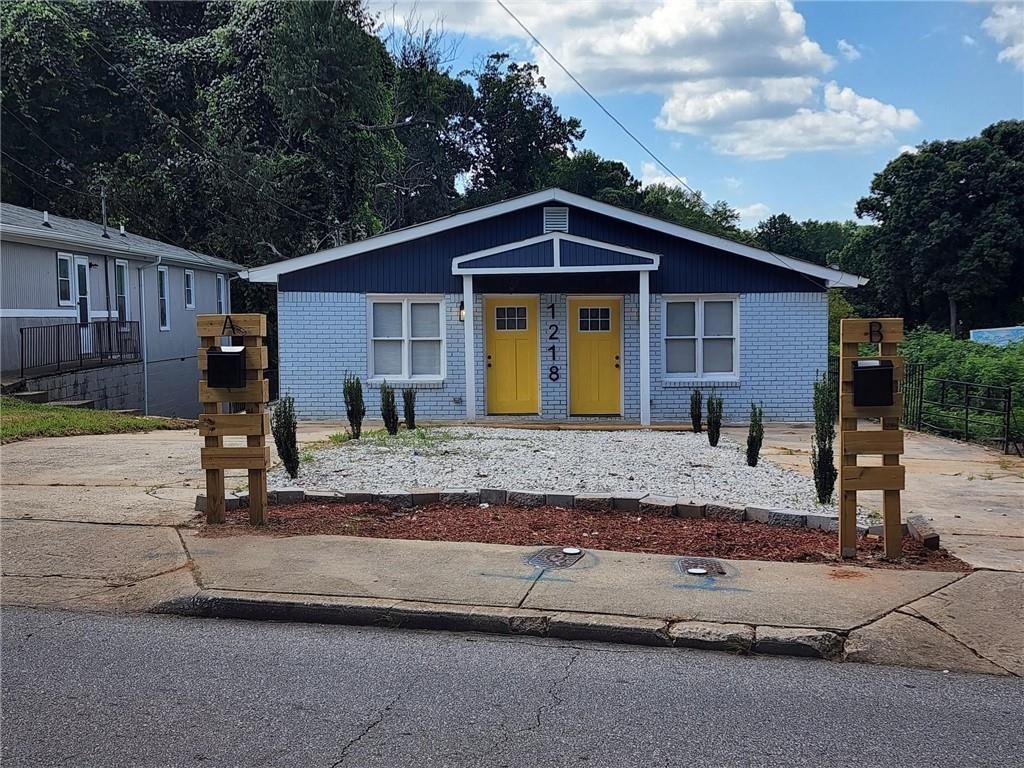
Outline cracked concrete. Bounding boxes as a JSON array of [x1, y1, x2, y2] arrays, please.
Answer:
[[2, 427, 1021, 676]]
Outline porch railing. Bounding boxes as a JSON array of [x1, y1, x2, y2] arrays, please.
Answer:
[[19, 321, 142, 378]]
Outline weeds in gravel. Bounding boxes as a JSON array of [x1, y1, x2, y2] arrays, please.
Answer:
[[327, 427, 459, 449]]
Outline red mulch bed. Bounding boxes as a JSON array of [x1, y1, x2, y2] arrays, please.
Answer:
[[196, 502, 969, 572]]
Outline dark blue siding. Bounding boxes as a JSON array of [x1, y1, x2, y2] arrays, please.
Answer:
[[280, 200, 826, 294], [461, 240, 552, 269], [560, 240, 652, 267]]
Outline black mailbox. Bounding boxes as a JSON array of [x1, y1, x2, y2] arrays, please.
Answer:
[[207, 346, 245, 389], [852, 359, 894, 407]]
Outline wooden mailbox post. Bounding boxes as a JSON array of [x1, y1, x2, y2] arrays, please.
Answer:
[[838, 317, 906, 560], [197, 313, 270, 525]]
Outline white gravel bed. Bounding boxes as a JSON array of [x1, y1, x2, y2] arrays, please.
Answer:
[[277, 427, 836, 514]]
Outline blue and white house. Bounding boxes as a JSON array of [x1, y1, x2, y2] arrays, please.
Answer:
[[244, 189, 865, 424]]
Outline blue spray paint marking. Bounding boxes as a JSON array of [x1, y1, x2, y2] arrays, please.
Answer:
[[672, 575, 752, 593]]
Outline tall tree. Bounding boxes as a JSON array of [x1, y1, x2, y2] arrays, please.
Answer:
[[856, 121, 1024, 334]]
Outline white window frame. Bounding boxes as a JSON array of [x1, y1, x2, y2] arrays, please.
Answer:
[[114, 259, 130, 326], [157, 266, 171, 331], [56, 253, 74, 306], [662, 294, 739, 381], [367, 295, 446, 382], [183, 269, 196, 310], [216, 274, 227, 314]]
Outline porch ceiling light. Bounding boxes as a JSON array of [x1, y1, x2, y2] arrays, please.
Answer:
[[459, 300, 465, 322]]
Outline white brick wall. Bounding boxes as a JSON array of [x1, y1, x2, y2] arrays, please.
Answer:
[[278, 290, 826, 422]]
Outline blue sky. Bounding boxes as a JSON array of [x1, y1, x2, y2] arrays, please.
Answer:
[[372, 1, 1023, 226]]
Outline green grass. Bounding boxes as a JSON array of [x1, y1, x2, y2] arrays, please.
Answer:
[[0, 396, 193, 443], [328, 426, 460, 449]]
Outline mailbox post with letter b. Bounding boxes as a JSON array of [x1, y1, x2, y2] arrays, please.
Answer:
[[838, 318, 906, 560]]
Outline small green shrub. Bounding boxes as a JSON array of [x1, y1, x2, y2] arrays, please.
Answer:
[[271, 395, 300, 479], [811, 373, 837, 503], [380, 381, 399, 435], [690, 389, 703, 433], [706, 391, 723, 447], [343, 373, 365, 439], [746, 402, 764, 467], [402, 387, 416, 430]]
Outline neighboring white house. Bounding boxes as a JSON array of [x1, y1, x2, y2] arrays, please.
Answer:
[[0, 203, 241, 416]]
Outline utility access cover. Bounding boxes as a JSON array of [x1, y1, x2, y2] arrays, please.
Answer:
[[527, 547, 585, 569], [677, 556, 727, 576]]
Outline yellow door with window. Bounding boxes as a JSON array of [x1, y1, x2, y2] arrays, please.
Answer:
[[568, 297, 622, 415], [485, 296, 539, 414]]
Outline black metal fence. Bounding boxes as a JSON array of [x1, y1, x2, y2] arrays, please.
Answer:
[[828, 356, 1019, 454], [20, 321, 142, 378]]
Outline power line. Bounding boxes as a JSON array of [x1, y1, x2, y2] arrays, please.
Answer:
[[493, 0, 849, 289]]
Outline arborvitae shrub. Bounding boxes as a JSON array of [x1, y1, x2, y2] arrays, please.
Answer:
[[690, 389, 703, 433], [271, 395, 299, 479], [746, 402, 764, 467], [343, 373, 365, 439], [380, 381, 399, 435], [706, 391, 723, 447], [402, 387, 416, 430], [811, 373, 838, 503]]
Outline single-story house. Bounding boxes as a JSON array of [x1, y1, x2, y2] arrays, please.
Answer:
[[1, 202, 242, 416], [243, 189, 865, 424]]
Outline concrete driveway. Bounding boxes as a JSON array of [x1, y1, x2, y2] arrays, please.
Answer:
[[727, 424, 1024, 571]]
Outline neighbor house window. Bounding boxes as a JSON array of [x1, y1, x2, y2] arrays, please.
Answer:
[[184, 269, 195, 309], [369, 296, 445, 380], [157, 266, 170, 331], [57, 253, 74, 306], [663, 295, 738, 378], [216, 274, 227, 314], [115, 259, 130, 325]]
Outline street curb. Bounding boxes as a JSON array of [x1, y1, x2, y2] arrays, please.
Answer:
[[154, 589, 847, 661]]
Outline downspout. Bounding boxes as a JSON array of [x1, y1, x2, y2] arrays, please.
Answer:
[[137, 255, 163, 415]]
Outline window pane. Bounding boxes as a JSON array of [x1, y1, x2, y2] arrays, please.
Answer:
[[411, 303, 440, 337], [411, 340, 441, 375], [58, 259, 70, 279], [58, 278, 71, 303], [372, 303, 402, 337], [373, 340, 402, 375], [117, 296, 128, 321], [666, 339, 696, 373], [704, 301, 733, 337], [115, 266, 126, 294], [704, 339, 734, 373], [666, 302, 695, 337]]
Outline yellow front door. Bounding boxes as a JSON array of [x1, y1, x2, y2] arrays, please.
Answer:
[[485, 296, 539, 414], [569, 297, 622, 415]]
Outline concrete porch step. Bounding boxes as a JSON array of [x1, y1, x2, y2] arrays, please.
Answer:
[[9, 390, 49, 404], [112, 408, 142, 416], [52, 399, 95, 409]]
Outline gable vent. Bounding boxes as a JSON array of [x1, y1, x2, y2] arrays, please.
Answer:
[[543, 206, 569, 233]]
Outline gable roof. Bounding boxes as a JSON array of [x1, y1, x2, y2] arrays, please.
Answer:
[[242, 188, 866, 288], [0, 202, 242, 272]]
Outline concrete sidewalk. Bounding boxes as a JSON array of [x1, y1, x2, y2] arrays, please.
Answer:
[[2, 428, 1021, 677]]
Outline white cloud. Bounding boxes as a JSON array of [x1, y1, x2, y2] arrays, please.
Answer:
[[982, 3, 1024, 70], [711, 83, 920, 160], [737, 202, 770, 224], [723, 176, 743, 189], [898, 144, 919, 155], [639, 161, 686, 189], [372, 0, 917, 159], [962, 34, 977, 47], [837, 39, 862, 61]]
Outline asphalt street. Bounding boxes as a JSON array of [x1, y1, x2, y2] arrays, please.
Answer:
[[1, 607, 1021, 768]]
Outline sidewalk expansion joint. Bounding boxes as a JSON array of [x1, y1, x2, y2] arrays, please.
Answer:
[[516, 568, 547, 608], [844, 571, 969, 634], [894, 607, 1018, 676]]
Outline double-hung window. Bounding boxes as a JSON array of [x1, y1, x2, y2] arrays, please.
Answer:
[[184, 269, 195, 309], [157, 266, 170, 331], [115, 259, 130, 326], [57, 254, 74, 306], [663, 295, 738, 379], [369, 296, 445, 381], [216, 274, 227, 314]]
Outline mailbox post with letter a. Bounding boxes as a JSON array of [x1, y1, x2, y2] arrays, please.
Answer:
[[197, 314, 270, 525], [838, 318, 906, 560]]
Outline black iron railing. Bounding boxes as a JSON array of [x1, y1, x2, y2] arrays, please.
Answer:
[[20, 321, 142, 378]]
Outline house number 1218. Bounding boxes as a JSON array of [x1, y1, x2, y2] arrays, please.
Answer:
[[547, 303, 560, 381]]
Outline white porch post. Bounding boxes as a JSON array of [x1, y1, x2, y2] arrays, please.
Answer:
[[639, 271, 651, 426], [463, 274, 476, 420]]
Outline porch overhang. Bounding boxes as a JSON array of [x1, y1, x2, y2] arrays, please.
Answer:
[[451, 233, 660, 276]]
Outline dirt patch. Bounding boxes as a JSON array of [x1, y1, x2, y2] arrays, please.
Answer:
[[194, 502, 970, 572]]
